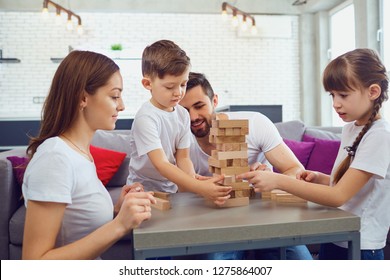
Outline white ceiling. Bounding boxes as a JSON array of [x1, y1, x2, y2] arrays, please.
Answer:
[[0, 0, 345, 14]]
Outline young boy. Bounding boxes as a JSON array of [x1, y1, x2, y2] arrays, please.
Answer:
[[127, 40, 231, 205]]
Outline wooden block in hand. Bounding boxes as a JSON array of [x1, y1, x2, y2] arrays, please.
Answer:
[[153, 191, 171, 201], [151, 197, 171, 211]]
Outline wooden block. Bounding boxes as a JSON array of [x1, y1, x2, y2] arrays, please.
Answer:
[[205, 196, 249, 208], [222, 175, 235, 185], [216, 143, 241, 151], [261, 191, 272, 199], [210, 127, 226, 136], [153, 191, 171, 201], [151, 197, 171, 211], [231, 181, 250, 188], [209, 135, 246, 144], [274, 193, 307, 203], [225, 128, 234, 135], [240, 126, 249, 135], [233, 128, 240, 136], [208, 157, 228, 168], [216, 113, 229, 120], [213, 166, 250, 175], [215, 150, 248, 160], [231, 158, 248, 167], [270, 189, 289, 200], [231, 190, 244, 198], [212, 119, 249, 128], [240, 143, 248, 150], [221, 197, 249, 207]]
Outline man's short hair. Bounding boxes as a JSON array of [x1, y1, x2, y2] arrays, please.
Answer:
[[187, 72, 215, 100], [142, 39, 191, 79]]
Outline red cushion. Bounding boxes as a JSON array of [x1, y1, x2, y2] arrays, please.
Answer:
[[7, 146, 126, 189], [90, 145, 127, 186]]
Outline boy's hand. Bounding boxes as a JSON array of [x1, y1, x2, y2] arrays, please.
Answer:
[[198, 175, 232, 205]]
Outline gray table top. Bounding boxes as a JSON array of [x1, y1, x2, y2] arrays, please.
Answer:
[[133, 192, 360, 249]]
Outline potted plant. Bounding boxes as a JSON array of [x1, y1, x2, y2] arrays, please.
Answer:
[[111, 44, 123, 58]]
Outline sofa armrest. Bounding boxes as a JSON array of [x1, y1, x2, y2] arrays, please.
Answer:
[[0, 148, 26, 259]]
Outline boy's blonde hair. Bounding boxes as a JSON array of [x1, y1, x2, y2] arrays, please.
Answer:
[[142, 39, 191, 79]]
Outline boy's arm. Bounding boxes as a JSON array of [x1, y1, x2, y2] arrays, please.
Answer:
[[175, 148, 196, 178], [148, 149, 231, 203]]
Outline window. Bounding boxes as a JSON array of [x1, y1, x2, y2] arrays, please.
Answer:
[[329, 1, 355, 126], [380, 0, 390, 121]]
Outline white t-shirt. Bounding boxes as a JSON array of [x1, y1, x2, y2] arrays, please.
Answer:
[[23, 137, 114, 250], [127, 101, 191, 193], [190, 111, 282, 176], [331, 119, 390, 250]]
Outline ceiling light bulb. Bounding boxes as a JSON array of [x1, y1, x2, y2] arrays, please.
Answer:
[[77, 24, 83, 35], [55, 13, 61, 25], [67, 19, 73, 31], [42, 7, 49, 19], [232, 15, 239, 27], [241, 16, 248, 31], [251, 25, 258, 35], [241, 22, 248, 31], [221, 10, 228, 21]]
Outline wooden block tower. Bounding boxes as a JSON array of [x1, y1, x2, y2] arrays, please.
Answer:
[[208, 113, 252, 207]]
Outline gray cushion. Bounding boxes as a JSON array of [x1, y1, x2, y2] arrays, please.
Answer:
[[91, 130, 131, 154], [275, 120, 306, 141], [9, 206, 25, 245], [305, 127, 342, 140]]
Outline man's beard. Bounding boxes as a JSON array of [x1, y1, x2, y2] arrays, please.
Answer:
[[191, 118, 211, 138]]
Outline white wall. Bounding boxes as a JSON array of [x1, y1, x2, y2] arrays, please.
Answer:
[[0, 12, 300, 121]]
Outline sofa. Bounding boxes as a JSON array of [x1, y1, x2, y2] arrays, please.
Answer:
[[0, 120, 389, 260]]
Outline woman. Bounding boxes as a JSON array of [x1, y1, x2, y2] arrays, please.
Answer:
[[22, 50, 155, 259]]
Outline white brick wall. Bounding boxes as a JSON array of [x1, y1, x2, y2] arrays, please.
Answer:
[[0, 12, 301, 121]]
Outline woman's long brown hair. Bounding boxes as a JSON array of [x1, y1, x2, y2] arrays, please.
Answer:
[[323, 48, 388, 184], [27, 51, 119, 158]]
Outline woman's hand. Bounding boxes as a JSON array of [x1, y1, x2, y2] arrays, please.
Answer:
[[114, 182, 144, 216], [114, 191, 156, 233]]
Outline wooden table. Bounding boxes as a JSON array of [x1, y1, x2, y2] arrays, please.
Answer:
[[133, 192, 360, 259]]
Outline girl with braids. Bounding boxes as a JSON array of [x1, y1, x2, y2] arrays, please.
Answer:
[[238, 48, 390, 260], [22, 51, 155, 259]]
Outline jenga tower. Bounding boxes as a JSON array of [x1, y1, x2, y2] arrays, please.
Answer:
[[208, 113, 252, 207]]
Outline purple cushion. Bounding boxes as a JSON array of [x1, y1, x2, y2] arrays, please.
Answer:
[[303, 135, 341, 175], [6, 156, 29, 187], [274, 139, 315, 172]]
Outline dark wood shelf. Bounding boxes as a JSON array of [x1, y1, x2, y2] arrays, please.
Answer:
[[0, 58, 21, 63]]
